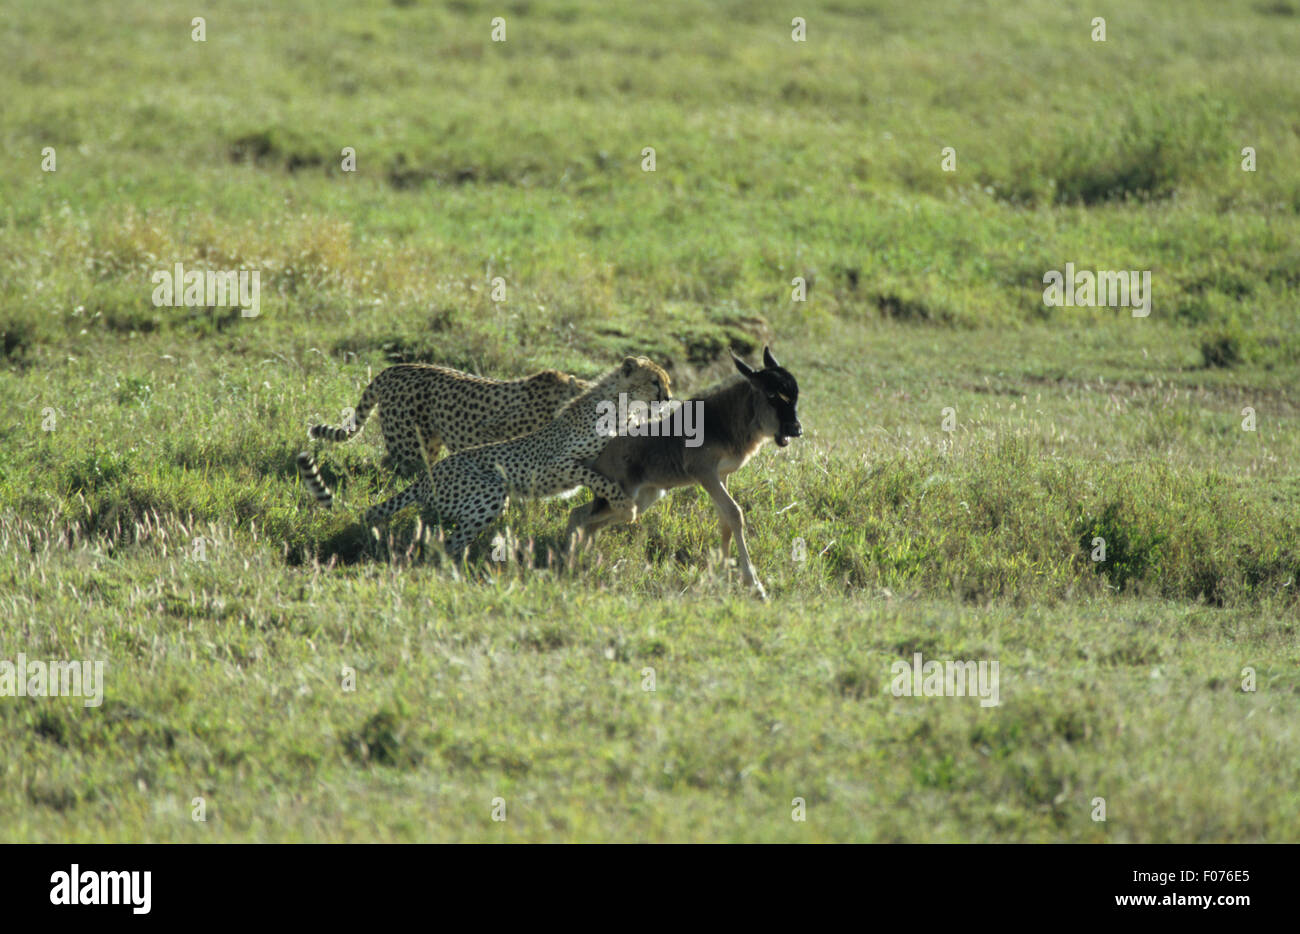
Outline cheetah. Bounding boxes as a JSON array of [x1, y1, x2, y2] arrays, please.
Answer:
[[299, 356, 671, 559], [301, 363, 591, 507]]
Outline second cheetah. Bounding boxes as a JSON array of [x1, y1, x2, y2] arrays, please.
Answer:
[[301, 362, 591, 507], [298, 356, 671, 559]]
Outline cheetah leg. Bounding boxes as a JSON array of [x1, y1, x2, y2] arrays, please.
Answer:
[[405, 424, 443, 479], [566, 486, 663, 552], [365, 476, 426, 527], [442, 476, 508, 562], [379, 416, 413, 476], [420, 433, 443, 469], [570, 466, 638, 521]]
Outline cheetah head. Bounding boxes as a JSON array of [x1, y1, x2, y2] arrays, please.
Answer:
[[616, 356, 672, 405]]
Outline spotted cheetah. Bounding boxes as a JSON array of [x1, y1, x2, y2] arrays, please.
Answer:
[[301, 363, 591, 506], [299, 356, 671, 559]]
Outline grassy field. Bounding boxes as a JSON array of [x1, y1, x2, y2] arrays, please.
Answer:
[[1, 0, 1298, 842]]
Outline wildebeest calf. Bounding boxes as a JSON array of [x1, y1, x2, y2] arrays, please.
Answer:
[[566, 346, 802, 599]]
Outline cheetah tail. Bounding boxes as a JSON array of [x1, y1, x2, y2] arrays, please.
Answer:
[[308, 382, 378, 443], [296, 452, 334, 508]]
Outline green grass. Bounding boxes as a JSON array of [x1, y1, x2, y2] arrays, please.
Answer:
[[1, 0, 1298, 842]]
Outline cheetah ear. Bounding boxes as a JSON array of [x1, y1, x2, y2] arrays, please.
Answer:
[[621, 357, 637, 376]]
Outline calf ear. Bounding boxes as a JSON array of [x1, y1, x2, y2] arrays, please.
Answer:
[[763, 346, 781, 370], [621, 357, 637, 376], [732, 351, 756, 378]]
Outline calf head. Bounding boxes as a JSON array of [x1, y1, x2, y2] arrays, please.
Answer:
[[732, 346, 802, 447]]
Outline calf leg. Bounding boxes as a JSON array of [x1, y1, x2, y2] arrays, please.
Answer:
[[700, 474, 767, 600], [566, 499, 624, 550], [718, 478, 733, 559]]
